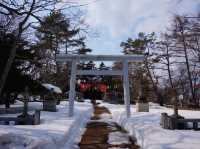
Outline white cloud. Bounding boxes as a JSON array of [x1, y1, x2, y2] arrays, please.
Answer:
[[81, 0, 200, 37]]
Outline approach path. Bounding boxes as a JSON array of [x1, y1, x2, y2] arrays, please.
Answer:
[[79, 103, 139, 149]]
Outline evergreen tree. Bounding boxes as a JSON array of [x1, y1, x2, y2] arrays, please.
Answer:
[[35, 11, 87, 84], [0, 24, 43, 97], [120, 32, 156, 102], [99, 62, 108, 70], [35, 11, 80, 56], [0, 0, 57, 97]]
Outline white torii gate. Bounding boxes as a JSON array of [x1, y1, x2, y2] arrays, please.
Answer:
[[56, 54, 144, 118]]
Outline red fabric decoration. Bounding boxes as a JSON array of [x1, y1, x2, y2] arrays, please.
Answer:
[[79, 82, 107, 93], [98, 84, 107, 93]]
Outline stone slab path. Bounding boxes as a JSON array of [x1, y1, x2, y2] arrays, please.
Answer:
[[79, 104, 139, 149]]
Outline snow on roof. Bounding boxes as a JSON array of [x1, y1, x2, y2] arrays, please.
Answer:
[[42, 83, 62, 94]]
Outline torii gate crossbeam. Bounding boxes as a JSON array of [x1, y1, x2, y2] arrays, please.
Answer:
[[56, 54, 144, 118]]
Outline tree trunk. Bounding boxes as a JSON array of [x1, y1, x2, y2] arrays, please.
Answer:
[[0, 43, 17, 96], [181, 30, 196, 104], [144, 58, 162, 105], [166, 45, 174, 89], [165, 44, 178, 116], [0, 0, 36, 97]]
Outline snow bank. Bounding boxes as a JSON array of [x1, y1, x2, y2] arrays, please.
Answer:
[[0, 101, 93, 149], [42, 83, 62, 93], [108, 132, 130, 145], [101, 102, 200, 149]]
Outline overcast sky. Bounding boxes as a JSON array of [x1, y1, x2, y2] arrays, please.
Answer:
[[63, 0, 200, 55], [72, 0, 199, 55]]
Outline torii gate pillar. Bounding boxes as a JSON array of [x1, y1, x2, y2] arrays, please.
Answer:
[[68, 60, 77, 117], [56, 54, 144, 118], [123, 60, 131, 117]]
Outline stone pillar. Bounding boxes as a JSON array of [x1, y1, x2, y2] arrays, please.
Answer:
[[123, 61, 131, 117], [69, 60, 77, 117]]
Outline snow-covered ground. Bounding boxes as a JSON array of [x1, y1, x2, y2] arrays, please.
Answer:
[[101, 102, 200, 149], [0, 101, 93, 149], [108, 131, 131, 145]]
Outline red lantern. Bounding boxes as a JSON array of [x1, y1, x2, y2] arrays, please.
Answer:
[[98, 84, 107, 93]]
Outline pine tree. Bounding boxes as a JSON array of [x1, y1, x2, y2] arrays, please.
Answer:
[[120, 32, 156, 102], [0, 25, 42, 96], [35, 11, 91, 84]]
